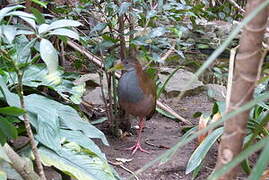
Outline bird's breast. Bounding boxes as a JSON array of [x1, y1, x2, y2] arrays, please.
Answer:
[[118, 70, 145, 103]]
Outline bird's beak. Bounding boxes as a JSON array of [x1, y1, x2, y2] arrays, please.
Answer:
[[107, 62, 124, 72]]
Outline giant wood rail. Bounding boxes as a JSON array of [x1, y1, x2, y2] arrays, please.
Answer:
[[118, 57, 156, 155]]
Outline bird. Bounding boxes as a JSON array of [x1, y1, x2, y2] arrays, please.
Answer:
[[118, 56, 156, 155]]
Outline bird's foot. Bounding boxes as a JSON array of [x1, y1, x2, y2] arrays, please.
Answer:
[[125, 142, 150, 155]]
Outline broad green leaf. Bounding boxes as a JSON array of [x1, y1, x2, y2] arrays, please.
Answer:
[[35, 109, 61, 152], [1, 25, 17, 44], [6, 11, 36, 29], [0, 77, 20, 107], [25, 95, 62, 151], [0, 170, 7, 180], [58, 104, 109, 146], [38, 24, 50, 34], [186, 127, 223, 174], [40, 39, 61, 85], [0, 107, 25, 116], [48, 19, 82, 30], [39, 147, 119, 180], [0, 5, 24, 22], [0, 145, 11, 163], [0, 117, 17, 140], [7, 64, 85, 102], [118, 2, 131, 16], [13, 35, 34, 64], [40, 38, 58, 74], [69, 83, 85, 104], [49, 28, 79, 40], [23, 93, 108, 146], [60, 130, 105, 160]]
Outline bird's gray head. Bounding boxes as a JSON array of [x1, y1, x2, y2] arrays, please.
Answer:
[[122, 57, 139, 71]]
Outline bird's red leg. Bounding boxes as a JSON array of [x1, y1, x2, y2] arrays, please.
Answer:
[[125, 117, 150, 155]]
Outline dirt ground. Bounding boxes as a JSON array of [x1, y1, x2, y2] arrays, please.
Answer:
[[96, 91, 221, 180]]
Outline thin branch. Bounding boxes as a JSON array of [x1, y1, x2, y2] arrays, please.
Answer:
[[228, 0, 246, 13], [3, 144, 41, 180], [17, 72, 46, 180]]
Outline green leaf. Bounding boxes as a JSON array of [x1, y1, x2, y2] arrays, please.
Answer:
[[39, 39, 61, 85], [156, 107, 176, 119], [7, 64, 85, 102], [35, 108, 61, 152], [1, 25, 17, 44], [6, 11, 36, 29], [48, 19, 82, 30], [0, 117, 17, 140], [157, 66, 183, 98], [208, 137, 269, 180], [57, 103, 109, 146], [91, 23, 107, 33], [0, 131, 6, 146], [39, 147, 119, 180], [60, 129, 106, 160], [0, 170, 7, 180], [30, 0, 47, 8], [186, 127, 223, 174], [0, 77, 20, 107], [30, 7, 45, 24], [91, 117, 108, 125], [149, 27, 166, 38], [118, 2, 131, 16], [0, 107, 25, 116], [49, 28, 79, 40], [146, 10, 157, 19], [0, 5, 24, 22], [248, 139, 269, 179], [13, 35, 34, 64], [38, 24, 50, 34]]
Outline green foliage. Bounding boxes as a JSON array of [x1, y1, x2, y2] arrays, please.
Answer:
[[0, 5, 119, 180], [186, 127, 223, 174]]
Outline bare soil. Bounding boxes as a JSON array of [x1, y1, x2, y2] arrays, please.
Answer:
[[96, 91, 221, 180]]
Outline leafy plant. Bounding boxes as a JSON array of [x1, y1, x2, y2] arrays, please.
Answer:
[[0, 5, 119, 180]]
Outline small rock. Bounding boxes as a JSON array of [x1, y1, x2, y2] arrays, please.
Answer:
[[83, 87, 104, 105], [206, 84, 226, 101], [159, 68, 204, 98]]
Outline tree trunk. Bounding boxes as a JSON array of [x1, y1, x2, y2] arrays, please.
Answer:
[[215, 0, 269, 179]]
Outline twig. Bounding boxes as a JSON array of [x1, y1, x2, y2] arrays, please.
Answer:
[[225, 46, 238, 110], [67, 40, 192, 125], [145, 138, 170, 149], [3, 144, 41, 180], [108, 160, 139, 180], [228, 0, 246, 13], [157, 101, 192, 125], [160, 41, 176, 62]]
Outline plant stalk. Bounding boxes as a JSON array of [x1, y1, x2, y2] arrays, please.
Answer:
[[17, 72, 46, 180]]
